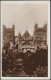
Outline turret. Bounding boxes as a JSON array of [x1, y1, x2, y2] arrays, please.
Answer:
[[3, 25, 6, 34], [2, 25, 6, 48], [33, 23, 38, 46], [34, 23, 38, 31], [43, 24, 47, 45], [18, 31, 21, 48], [43, 24, 47, 31], [12, 24, 15, 44], [12, 24, 15, 35], [18, 31, 21, 38]]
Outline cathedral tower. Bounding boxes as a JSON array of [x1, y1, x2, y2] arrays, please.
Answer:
[[33, 23, 47, 47]]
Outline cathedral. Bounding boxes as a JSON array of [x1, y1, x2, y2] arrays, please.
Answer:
[[16, 30, 36, 53], [15, 23, 47, 53], [3, 23, 47, 53]]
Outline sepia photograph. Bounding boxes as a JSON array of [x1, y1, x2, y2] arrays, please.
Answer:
[[1, 1, 50, 80]]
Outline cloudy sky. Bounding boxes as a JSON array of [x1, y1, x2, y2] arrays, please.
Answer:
[[2, 2, 48, 36]]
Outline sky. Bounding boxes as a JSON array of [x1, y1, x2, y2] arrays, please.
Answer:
[[2, 2, 48, 36]]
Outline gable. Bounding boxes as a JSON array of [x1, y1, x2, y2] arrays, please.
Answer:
[[21, 30, 32, 40]]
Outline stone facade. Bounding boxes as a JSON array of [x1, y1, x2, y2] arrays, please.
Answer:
[[2, 23, 47, 52], [33, 23, 47, 47], [3, 24, 15, 48], [16, 24, 47, 53], [17, 30, 36, 53]]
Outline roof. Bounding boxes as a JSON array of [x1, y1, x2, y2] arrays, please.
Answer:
[[21, 30, 32, 40], [22, 30, 32, 37], [22, 41, 32, 45]]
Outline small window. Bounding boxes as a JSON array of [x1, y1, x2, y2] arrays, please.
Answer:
[[10, 31, 11, 33]]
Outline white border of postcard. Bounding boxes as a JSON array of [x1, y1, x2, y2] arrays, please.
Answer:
[[1, 1, 50, 80]]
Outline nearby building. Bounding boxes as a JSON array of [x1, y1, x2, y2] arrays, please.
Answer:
[[2, 23, 47, 53], [3, 24, 15, 48]]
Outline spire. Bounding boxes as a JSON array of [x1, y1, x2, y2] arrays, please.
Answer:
[[18, 30, 21, 36], [18, 30, 21, 38], [18, 30, 21, 47], [43, 23, 47, 31], [34, 23, 38, 30]]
